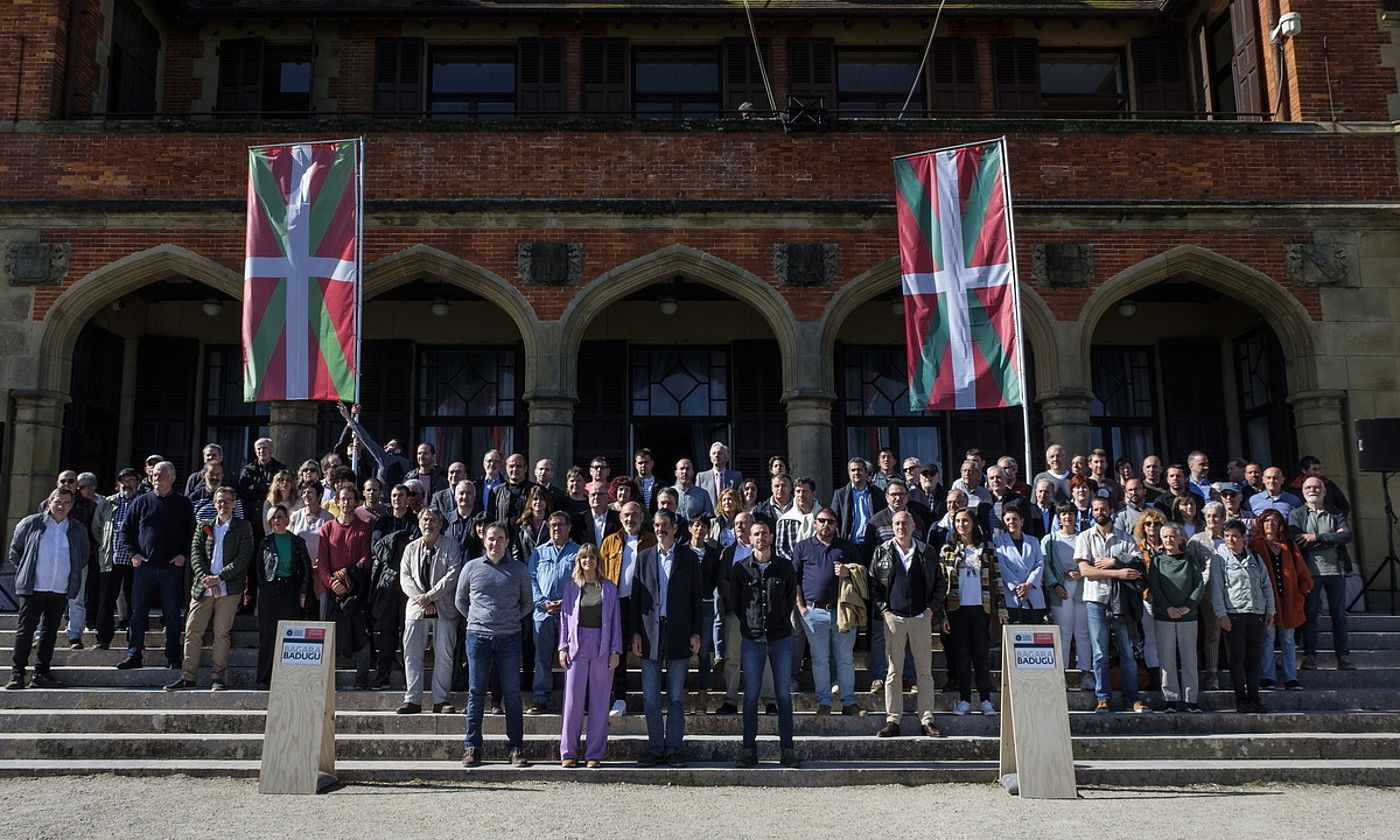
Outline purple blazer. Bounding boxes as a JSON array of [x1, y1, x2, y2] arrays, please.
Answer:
[[558, 578, 622, 660]]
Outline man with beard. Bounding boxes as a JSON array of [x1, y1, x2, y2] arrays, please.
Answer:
[[1075, 497, 1147, 713], [94, 469, 142, 649], [369, 484, 421, 689], [493, 454, 537, 525]]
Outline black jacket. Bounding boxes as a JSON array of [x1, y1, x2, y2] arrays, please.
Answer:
[[830, 483, 888, 543], [370, 511, 420, 600], [731, 553, 796, 644], [571, 508, 622, 548], [869, 538, 948, 620], [630, 542, 704, 661], [258, 531, 314, 603]]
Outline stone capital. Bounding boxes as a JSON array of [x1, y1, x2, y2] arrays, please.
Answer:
[[1286, 389, 1348, 429]]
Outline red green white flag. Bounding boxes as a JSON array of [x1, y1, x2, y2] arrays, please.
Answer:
[[893, 138, 1023, 411], [242, 139, 362, 402]]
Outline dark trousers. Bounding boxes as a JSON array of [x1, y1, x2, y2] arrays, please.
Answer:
[[1007, 607, 1046, 625], [371, 589, 406, 680], [13, 592, 67, 675], [128, 564, 185, 663], [948, 606, 993, 702], [96, 565, 134, 647], [257, 578, 303, 685], [1301, 574, 1350, 657], [1224, 612, 1265, 702], [612, 595, 632, 704]]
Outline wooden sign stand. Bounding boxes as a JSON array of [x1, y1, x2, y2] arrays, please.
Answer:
[[998, 624, 1077, 799], [259, 621, 338, 794]]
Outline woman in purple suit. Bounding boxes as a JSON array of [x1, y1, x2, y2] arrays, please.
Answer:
[[557, 542, 622, 767]]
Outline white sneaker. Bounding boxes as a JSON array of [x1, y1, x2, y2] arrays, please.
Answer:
[[979, 700, 997, 715], [952, 700, 972, 716], [609, 699, 626, 718]]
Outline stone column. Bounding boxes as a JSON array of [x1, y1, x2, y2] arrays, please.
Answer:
[[1037, 387, 1095, 456], [1287, 389, 1370, 581], [784, 392, 835, 501], [269, 401, 320, 466], [526, 393, 577, 469], [5, 389, 70, 534]]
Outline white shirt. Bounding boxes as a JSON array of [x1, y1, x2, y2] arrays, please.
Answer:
[[209, 517, 231, 597], [290, 508, 333, 568], [35, 516, 71, 594], [1073, 526, 1130, 605], [958, 545, 983, 608], [619, 533, 641, 598], [895, 540, 917, 572]]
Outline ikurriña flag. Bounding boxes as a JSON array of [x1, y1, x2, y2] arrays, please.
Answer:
[[893, 138, 1023, 412], [243, 139, 362, 402]]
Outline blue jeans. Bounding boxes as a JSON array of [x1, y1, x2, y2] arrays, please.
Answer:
[[742, 636, 794, 749], [1302, 574, 1349, 657], [1260, 623, 1298, 682], [531, 615, 559, 705], [464, 632, 523, 753], [711, 591, 724, 658], [1086, 602, 1138, 702], [127, 563, 185, 663], [869, 611, 916, 684], [800, 606, 856, 707], [640, 655, 689, 757]]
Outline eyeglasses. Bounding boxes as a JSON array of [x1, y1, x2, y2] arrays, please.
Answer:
[[815, 518, 837, 525]]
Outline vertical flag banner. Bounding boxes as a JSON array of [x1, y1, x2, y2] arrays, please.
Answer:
[[893, 138, 1024, 412], [243, 139, 362, 402]]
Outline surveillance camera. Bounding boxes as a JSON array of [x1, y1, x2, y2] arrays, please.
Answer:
[[1272, 12, 1302, 43]]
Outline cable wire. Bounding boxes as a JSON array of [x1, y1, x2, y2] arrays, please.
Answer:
[[898, 0, 951, 119], [741, 0, 779, 113]]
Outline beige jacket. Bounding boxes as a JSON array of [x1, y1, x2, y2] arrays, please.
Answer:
[[837, 563, 869, 633]]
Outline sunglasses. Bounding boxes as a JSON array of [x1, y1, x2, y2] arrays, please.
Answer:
[[815, 518, 837, 524]]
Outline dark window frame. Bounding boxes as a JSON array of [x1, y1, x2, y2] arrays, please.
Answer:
[[426, 44, 517, 119], [200, 344, 271, 471], [1089, 345, 1161, 466], [416, 344, 525, 465], [260, 42, 315, 116], [835, 46, 926, 118], [1037, 46, 1129, 115], [631, 46, 724, 119]]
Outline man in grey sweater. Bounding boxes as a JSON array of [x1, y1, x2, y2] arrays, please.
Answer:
[[1290, 477, 1355, 671], [454, 522, 532, 768]]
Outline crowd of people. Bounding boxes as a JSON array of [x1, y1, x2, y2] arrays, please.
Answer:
[[5, 403, 1359, 768]]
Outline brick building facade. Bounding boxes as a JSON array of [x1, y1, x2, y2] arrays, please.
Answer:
[[1, 0, 1398, 594]]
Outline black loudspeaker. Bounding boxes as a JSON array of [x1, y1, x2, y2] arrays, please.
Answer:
[[1356, 418, 1400, 473]]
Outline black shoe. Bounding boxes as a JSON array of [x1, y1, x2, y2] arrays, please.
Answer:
[[735, 748, 757, 768], [255, 682, 271, 691], [509, 748, 530, 768], [353, 676, 370, 691], [715, 701, 738, 715], [461, 749, 481, 768], [432, 702, 456, 714], [815, 705, 831, 716], [1249, 698, 1266, 714], [841, 703, 867, 717], [29, 672, 61, 689], [1259, 678, 1275, 690], [1285, 679, 1303, 691], [115, 656, 143, 670], [163, 678, 195, 692], [665, 753, 685, 768], [396, 702, 421, 715], [166, 660, 180, 670], [781, 748, 801, 768], [1186, 703, 1204, 714], [68, 640, 83, 651], [94, 642, 110, 651], [116, 621, 129, 632], [371, 675, 392, 690], [765, 703, 778, 715], [524, 703, 547, 715], [4, 674, 24, 690], [921, 721, 943, 738], [637, 752, 663, 767], [488, 705, 504, 716], [1337, 657, 1358, 671], [877, 720, 900, 738]]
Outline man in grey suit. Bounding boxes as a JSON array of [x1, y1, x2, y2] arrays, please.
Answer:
[[672, 459, 714, 521], [696, 442, 742, 513]]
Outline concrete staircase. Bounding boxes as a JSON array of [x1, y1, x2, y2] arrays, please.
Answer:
[[3, 611, 1399, 786]]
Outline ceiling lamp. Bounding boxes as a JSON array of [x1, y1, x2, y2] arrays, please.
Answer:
[[1116, 301, 1137, 318], [658, 297, 679, 316], [201, 299, 222, 317], [430, 299, 451, 317]]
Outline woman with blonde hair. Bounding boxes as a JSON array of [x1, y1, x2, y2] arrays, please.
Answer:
[[557, 543, 622, 767], [263, 469, 295, 524], [1132, 508, 1169, 688], [710, 487, 742, 548]]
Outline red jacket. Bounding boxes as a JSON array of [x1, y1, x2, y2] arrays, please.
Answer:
[[1252, 536, 1314, 630]]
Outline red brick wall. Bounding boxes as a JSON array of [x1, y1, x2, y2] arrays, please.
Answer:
[[1277, 0, 1393, 122], [5, 0, 69, 120]]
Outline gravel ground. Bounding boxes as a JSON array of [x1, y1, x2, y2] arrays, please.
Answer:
[[6, 776, 1399, 839]]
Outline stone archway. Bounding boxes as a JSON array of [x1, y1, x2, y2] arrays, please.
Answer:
[[1077, 245, 1319, 392], [818, 256, 1060, 396], [558, 244, 801, 396], [37, 244, 243, 394]]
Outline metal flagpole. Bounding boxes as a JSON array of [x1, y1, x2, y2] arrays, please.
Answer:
[[350, 136, 365, 477], [996, 136, 1034, 478]]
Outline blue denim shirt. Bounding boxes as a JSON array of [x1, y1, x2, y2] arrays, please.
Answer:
[[528, 539, 578, 622]]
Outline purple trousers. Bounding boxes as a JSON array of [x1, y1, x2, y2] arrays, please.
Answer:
[[560, 627, 614, 761]]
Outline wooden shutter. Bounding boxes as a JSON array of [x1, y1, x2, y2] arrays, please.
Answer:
[[1229, 0, 1263, 117], [992, 38, 1040, 113], [372, 38, 423, 116], [1158, 338, 1227, 466], [927, 37, 978, 115], [1132, 36, 1189, 116], [730, 340, 787, 483], [1190, 18, 1213, 114], [109, 0, 159, 114], [573, 341, 629, 471], [61, 325, 124, 481], [786, 37, 836, 106], [580, 38, 629, 114], [216, 37, 264, 115], [722, 38, 769, 112], [517, 38, 564, 115], [358, 340, 415, 446], [131, 336, 198, 479]]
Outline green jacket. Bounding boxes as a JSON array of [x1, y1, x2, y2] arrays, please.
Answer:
[[1146, 548, 1205, 621], [188, 517, 253, 600]]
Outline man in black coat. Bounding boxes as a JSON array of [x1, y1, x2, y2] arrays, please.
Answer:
[[830, 457, 887, 558], [629, 509, 702, 767]]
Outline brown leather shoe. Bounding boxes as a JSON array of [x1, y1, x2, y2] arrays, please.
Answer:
[[921, 721, 943, 738], [877, 720, 900, 738]]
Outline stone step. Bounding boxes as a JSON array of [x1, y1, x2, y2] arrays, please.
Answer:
[[4, 731, 1397, 763], [8, 686, 1399, 713], [0, 630, 263, 648], [4, 757, 1398, 786], [8, 707, 1398, 738]]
